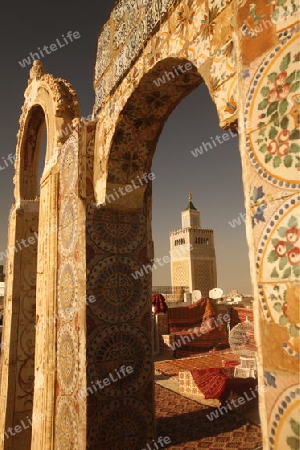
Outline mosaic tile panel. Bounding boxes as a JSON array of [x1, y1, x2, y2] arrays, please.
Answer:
[[58, 195, 78, 257], [88, 398, 154, 448], [257, 195, 300, 283], [94, 23, 110, 82], [60, 136, 78, 194], [209, 0, 232, 18], [210, 39, 235, 91], [55, 396, 79, 450], [271, 0, 300, 35], [245, 29, 300, 132], [57, 324, 79, 395], [87, 256, 148, 324], [87, 207, 145, 254], [268, 383, 300, 450], [212, 74, 238, 127], [87, 323, 152, 397], [57, 260, 79, 322]]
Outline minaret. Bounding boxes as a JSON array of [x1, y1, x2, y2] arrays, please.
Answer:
[[169, 193, 217, 296]]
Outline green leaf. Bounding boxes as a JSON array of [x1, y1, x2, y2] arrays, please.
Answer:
[[286, 71, 296, 84], [273, 302, 283, 313], [279, 315, 289, 326], [270, 111, 279, 122], [267, 101, 279, 116], [281, 116, 289, 129], [286, 243, 294, 252], [279, 256, 288, 270], [268, 250, 279, 263], [290, 129, 300, 140], [287, 437, 300, 450], [296, 69, 300, 79], [293, 265, 300, 277], [279, 99, 289, 115], [273, 155, 282, 168], [278, 227, 287, 238], [290, 419, 300, 437], [259, 143, 267, 153], [261, 86, 270, 97], [272, 238, 280, 246], [271, 267, 279, 278], [282, 267, 292, 278], [289, 324, 300, 337], [269, 126, 278, 139], [291, 80, 300, 93], [265, 153, 273, 163], [284, 155, 293, 168], [258, 98, 268, 110], [288, 215, 298, 228], [280, 52, 291, 72], [268, 72, 277, 82], [290, 143, 300, 153]]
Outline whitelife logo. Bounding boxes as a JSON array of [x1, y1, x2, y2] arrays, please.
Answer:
[[18, 31, 81, 68]]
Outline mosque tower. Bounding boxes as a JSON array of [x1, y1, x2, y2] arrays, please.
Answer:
[[169, 193, 217, 296]]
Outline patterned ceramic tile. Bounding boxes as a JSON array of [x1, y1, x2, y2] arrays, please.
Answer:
[[208, 0, 232, 18], [268, 383, 300, 450], [187, 32, 210, 66], [259, 281, 300, 359], [271, 0, 300, 34], [249, 116, 300, 186], [55, 396, 79, 449], [245, 30, 300, 133], [94, 23, 110, 83], [257, 194, 300, 283], [212, 73, 238, 127], [210, 39, 235, 92], [169, 3, 197, 42]]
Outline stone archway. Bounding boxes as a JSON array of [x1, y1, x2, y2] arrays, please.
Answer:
[[0, 61, 80, 450], [92, 1, 300, 449], [0, 1, 299, 449]]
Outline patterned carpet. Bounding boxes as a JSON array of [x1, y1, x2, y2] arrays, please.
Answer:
[[156, 384, 262, 450], [155, 349, 240, 376]]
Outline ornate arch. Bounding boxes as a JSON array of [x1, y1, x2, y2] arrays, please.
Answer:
[[15, 60, 79, 202]]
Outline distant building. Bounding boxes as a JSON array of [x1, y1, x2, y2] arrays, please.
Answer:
[[170, 193, 217, 296]]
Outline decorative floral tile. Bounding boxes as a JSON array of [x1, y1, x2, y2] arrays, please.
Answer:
[[208, 0, 232, 18], [145, 23, 169, 68], [249, 113, 300, 185], [267, 383, 300, 450], [270, 0, 300, 34], [257, 195, 300, 283], [212, 74, 237, 127], [259, 282, 299, 357], [169, 3, 197, 42], [245, 32, 300, 133], [187, 32, 210, 67], [210, 39, 235, 92]]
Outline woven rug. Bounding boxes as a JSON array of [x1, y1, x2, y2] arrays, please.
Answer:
[[155, 349, 239, 376], [156, 384, 262, 449]]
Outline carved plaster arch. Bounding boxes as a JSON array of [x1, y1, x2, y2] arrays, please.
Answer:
[[14, 60, 80, 203], [0, 60, 80, 450]]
